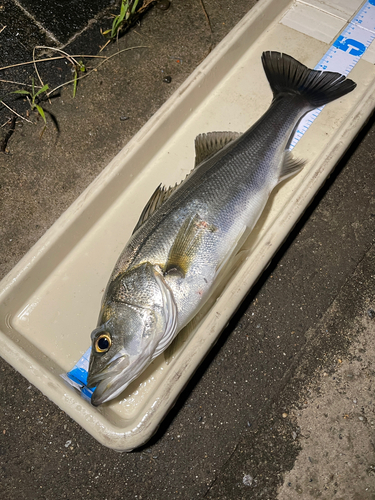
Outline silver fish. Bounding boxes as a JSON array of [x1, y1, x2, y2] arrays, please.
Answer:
[[87, 51, 356, 405]]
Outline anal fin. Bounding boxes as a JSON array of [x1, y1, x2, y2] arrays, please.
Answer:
[[278, 150, 306, 183]]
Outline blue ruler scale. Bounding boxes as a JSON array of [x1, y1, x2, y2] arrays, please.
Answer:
[[290, 0, 375, 149], [61, 0, 375, 401]]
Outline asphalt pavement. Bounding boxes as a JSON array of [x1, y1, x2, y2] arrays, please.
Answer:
[[1, 1, 375, 499]]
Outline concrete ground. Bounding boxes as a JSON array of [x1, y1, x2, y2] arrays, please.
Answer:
[[1, 1, 375, 499]]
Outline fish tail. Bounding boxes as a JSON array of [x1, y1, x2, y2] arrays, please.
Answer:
[[261, 51, 356, 108]]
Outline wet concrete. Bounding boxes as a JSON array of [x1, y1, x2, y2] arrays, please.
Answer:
[[1, 1, 375, 499]]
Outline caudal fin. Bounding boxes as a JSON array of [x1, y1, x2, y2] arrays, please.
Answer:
[[261, 51, 356, 108]]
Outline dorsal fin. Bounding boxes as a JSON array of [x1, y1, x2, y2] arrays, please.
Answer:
[[132, 183, 180, 234], [132, 131, 241, 235], [194, 131, 241, 166]]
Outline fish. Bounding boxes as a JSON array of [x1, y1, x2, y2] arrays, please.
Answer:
[[87, 51, 356, 405]]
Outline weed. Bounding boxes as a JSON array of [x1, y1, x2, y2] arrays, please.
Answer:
[[73, 60, 86, 98], [12, 78, 49, 125], [1, 45, 147, 132], [103, 0, 141, 40]]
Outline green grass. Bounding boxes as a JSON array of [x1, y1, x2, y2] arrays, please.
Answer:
[[103, 0, 141, 40], [12, 78, 49, 124]]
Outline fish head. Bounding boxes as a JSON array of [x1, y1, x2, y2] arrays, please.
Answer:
[[87, 263, 177, 406]]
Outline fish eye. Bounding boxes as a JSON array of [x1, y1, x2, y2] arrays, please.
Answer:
[[95, 333, 112, 353]]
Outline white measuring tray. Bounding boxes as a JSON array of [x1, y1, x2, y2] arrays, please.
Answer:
[[1, 0, 375, 451]]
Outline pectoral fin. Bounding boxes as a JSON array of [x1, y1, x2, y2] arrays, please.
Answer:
[[164, 214, 217, 278]]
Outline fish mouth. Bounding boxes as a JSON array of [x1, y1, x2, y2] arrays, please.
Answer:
[[87, 353, 131, 406]]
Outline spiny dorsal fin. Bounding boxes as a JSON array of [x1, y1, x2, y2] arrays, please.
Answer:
[[195, 131, 241, 167], [132, 131, 241, 234], [278, 150, 306, 183], [132, 183, 180, 234]]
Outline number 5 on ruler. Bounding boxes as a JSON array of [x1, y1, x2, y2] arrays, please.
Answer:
[[333, 36, 366, 56]]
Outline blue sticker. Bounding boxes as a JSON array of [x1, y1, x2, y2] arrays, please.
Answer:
[[61, 347, 95, 402]]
